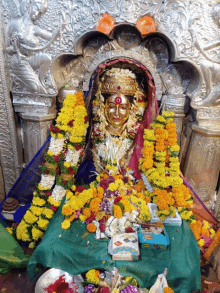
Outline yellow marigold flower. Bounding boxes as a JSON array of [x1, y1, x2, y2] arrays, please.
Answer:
[[24, 210, 38, 224], [48, 196, 61, 207], [96, 175, 101, 182], [32, 197, 46, 207], [30, 205, 44, 216], [109, 183, 118, 191], [32, 226, 44, 241], [170, 144, 180, 152], [28, 242, 36, 249], [6, 227, 13, 235], [42, 208, 54, 219], [47, 150, 53, 156], [79, 214, 86, 222], [38, 218, 49, 230], [68, 144, 75, 151], [198, 238, 205, 247], [66, 190, 74, 200], [86, 269, 100, 284], [71, 185, 76, 191], [38, 183, 49, 191], [64, 162, 71, 168], [114, 205, 123, 218], [57, 133, 64, 139], [61, 220, 71, 230], [162, 111, 174, 118], [203, 220, 210, 230]]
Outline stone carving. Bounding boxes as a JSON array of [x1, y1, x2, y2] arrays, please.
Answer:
[[2, 0, 66, 95], [0, 13, 22, 194]]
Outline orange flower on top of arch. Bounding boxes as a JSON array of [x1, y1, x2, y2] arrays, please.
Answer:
[[97, 13, 115, 35], [136, 16, 156, 35]]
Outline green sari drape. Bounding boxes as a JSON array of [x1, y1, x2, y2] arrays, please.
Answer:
[[0, 219, 30, 274], [28, 202, 201, 292]]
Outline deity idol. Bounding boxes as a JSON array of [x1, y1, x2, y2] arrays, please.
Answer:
[[3, 62, 202, 292]]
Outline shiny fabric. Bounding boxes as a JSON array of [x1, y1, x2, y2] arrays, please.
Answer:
[[28, 201, 201, 292], [0, 220, 30, 274]]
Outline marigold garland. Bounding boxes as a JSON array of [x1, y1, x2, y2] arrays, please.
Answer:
[[13, 92, 88, 246]]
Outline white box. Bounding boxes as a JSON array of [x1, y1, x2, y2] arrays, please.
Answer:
[[147, 203, 182, 226]]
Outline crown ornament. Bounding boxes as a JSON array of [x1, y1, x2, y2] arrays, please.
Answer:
[[100, 68, 139, 96]]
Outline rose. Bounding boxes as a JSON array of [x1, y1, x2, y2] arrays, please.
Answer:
[[67, 119, 74, 126], [75, 144, 82, 151], [114, 197, 122, 204], [68, 167, 75, 175], [50, 126, 60, 134], [122, 176, 128, 184], [84, 116, 89, 123], [46, 191, 52, 196], [56, 166, 60, 175], [54, 155, 61, 162], [86, 213, 96, 223], [50, 205, 58, 212], [125, 227, 134, 233], [41, 161, 46, 166], [45, 169, 50, 174], [75, 186, 87, 193], [100, 180, 109, 189], [62, 180, 67, 185]]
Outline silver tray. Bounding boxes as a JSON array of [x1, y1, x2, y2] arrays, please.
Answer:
[[35, 268, 84, 293]]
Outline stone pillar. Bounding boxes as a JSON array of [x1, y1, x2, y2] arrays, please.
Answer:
[[20, 113, 56, 165], [165, 93, 186, 145], [12, 93, 57, 165], [183, 124, 220, 211]]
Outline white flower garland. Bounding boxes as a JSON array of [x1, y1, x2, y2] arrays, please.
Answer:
[[40, 174, 56, 189]]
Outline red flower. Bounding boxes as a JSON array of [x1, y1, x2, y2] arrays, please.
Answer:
[[101, 287, 110, 293], [125, 227, 134, 233], [100, 224, 105, 232], [62, 180, 67, 185], [75, 186, 86, 193], [84, 116, 89, 123], [46, 191, 52, 196], [44, 274, 75, 293], [86, 213, 96, 223], [42, 161, 46, 166], [54, 155, 61, 162], [75, 144, 82, 151], [45, 169, 50, 174], [100, 180, 109, 189], [68, 167, 75, 175], [138, 96, 145, 103], [50, 126, 60, 134], [50, 205, 58, 212], [114, 197, 122, 204], [56, 166, 60, 175], [67, 120, 74, 127]]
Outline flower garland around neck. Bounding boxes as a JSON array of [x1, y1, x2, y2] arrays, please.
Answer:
[[139, 111, 195, 224], [12, 92, 89, 248], [91, 85, 147, 173]]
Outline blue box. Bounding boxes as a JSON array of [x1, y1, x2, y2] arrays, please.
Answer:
[[138, 223, 170, 250]]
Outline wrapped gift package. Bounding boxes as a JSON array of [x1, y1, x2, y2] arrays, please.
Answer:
[[147, 203, 182, 226], [110, 233, 140, 261], [138, 223, 170, 250]]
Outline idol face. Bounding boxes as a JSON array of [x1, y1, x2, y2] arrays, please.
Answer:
[[104, 94, 131, 129]]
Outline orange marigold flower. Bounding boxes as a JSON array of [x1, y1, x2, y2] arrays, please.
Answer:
[[95, 270, 100, 278], [67, 211, 76, 222], [82, 208, 91, 219], [114, 205, 123, 218], [87, 223, 96, 233], [136, 192, 145, 200], [62, 205, 73, 216], [103, 174, 109, 180], [97, 186, 104, 199], [163, 288, 174, 293], [90, 198, 101, 213]]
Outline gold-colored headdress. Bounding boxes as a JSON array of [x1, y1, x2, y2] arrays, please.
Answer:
[[100, 68, 139, 96]]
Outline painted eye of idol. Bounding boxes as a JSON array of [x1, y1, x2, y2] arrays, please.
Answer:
[[104, 94, 131, 128]]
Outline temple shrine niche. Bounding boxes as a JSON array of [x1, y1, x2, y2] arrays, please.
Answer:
[[0, 0, 220, 292]]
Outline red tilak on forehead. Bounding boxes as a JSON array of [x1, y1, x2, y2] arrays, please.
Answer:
[[114, 96, 122, 105]]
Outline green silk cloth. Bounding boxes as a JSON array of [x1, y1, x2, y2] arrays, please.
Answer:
[[28, 204, 201, 292], [0, 221, 30, 274]]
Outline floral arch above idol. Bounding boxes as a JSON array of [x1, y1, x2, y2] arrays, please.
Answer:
[[12, 59, 196, 248]]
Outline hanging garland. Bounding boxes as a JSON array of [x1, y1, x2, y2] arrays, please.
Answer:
[[139, 111, 195, 223], [13, 92, 89, 248]]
